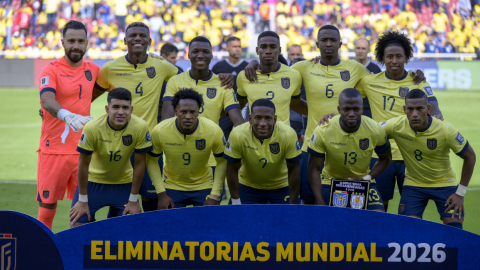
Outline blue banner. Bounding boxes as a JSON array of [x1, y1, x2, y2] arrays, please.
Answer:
[[1, 206, 480, 270]]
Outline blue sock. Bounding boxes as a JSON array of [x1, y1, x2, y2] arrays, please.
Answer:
[[142, 199, 158, 212], [447, 222, 463, 229]]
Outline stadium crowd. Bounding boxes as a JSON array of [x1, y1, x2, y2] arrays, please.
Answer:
[[1, 0, 479, 59]]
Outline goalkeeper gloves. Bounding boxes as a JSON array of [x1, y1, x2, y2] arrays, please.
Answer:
[[57, 109, 93, 133]]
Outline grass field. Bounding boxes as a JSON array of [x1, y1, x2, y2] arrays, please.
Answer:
[[0, 88, 479, 234]]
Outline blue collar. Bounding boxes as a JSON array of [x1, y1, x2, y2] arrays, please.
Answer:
[[260, 63, 281, 74], [411, 116, 432, 133], [339, 117, 361, 133], [320, 59, 341, 66], [125, 54, 148, 69], [385, 70, 408, 81], [189, 70, 213, 84], [107, 116, 128, 131], [176, 118, 199, 137], [252, 124, 275, 144]]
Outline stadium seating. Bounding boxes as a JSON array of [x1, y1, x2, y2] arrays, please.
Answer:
[[0, 0, 478, 59]]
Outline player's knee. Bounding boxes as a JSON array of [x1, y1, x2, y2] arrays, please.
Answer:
[[445, 222, 463, 229], [71, 222, 85, 228], [39, 202, 57, 209]]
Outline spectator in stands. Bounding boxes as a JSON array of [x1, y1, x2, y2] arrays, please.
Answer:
[[99, 0, 110, 24], [457, 0, 472, 18], [114, 0, 127, 32], [425, 37, 438, 53], [371, 0, 381, 14], [259, 0, 270, 32], [173, 35, 186, 52], [45, 0, 59, 32]]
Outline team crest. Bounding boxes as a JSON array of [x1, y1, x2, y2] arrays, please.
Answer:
[[269, 142, 280, 154], [350, 193, 365, 209], [207, 88, 217, 99], [43, 190, 49, 199], [0, 234, 16, 270], [359, 138, 369, 150], [146, 66, 156, 79], [122, 134, 133, 146], [340, 70, 350, 81], [333, 191, 348, 207], [427, 138, 437, 150], [281, 77, 290, 89], [399, 87, 409, 98], [196, 139, 206, 150], [85, 69, 92, 81]]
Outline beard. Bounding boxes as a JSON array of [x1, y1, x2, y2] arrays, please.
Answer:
[[66, 48, 85, 63]]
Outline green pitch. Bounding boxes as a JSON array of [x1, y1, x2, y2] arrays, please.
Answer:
[[0, 88, 479, 234]]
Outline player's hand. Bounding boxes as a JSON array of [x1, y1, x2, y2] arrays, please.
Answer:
[[244, 60, 260, 82], [299, 135, 304, 143], [148, 52, 164, 60], [218, 73, 234, 89], [203, 198, 220, 206], [310, 56, 321, 64], [408, 69, 427, 85], [123, 201, 142, 215], [316, 198, 327, 206], [318, 113, 336, 126], [445, 193, 465, 219], [65, 114, 93, 132], [39, 108, 43, 120], [433, 115, 444, 121], [157, 192, 175, 210], [70, 201, 90, 226], [348, 177, 364, 181]]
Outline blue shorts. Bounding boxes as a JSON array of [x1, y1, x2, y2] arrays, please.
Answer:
[[323, 183, 384, 211], [300, 151, 324, 201], [238, 184, 290, 204], [370, 158, 405, 201], [71, 182, 132, 223], [166, 188, 211, 208], [399, 185, 461, 219], [130, 154, 163, 199]]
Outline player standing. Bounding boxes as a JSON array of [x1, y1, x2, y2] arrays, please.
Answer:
[[224, 99, 302, 204], [212, 36, 249, 140], [308, 89, 392, 210], [37, 21, 99, 229], [383, 89, 475, 228], [147, 89, 227, 208], [70, 88, 152, 227], [158, 43, 184, 123]]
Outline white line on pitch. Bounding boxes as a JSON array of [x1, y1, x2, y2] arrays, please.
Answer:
[[0, 181, 36, 185], [0, 123, 41, 128]]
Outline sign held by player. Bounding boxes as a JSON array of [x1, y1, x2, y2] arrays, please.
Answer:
[[329, 179, 370, 210]]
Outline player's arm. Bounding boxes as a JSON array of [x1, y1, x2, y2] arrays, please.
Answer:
[[161, 79, 176, 121], [91, 84, 108, 102], [429, 100, 443, 120], [308, 154, 326, 205], [286, 160, 301, 204], [223, 89, 245, 126], [204, 128, 227, 206], [226, 160, 241, 204], [243, 59, 260, 82], [147, 153, 174, 210], [92, 62, 111, 102], [218, 73, 234, 89], [290, 97, 308, 115], [123, 152, 145, 215], [70, 153, 91, 226], [228, 108, 245, 126], [235, 74, 248, 108]]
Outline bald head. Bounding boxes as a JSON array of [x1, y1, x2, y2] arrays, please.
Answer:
[[287, 45, 303, 62], [338, 88, 364, 130], [355, 38, 370, 62], [339, 88, 363, 104]]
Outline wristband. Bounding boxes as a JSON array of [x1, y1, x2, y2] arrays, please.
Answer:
[[455, 184, 467, 197], [232, 198, 241, 205], [363, 175, 372, 181], [209, 195, 220, 201], [57, 109, 72, 121], [129, 194, 139, 202], [78, 194, 88, 202]]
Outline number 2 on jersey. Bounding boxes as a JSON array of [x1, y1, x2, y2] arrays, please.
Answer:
[[266, 91, 274, 100]]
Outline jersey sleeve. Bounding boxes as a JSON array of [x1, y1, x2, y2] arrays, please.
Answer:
[[374, 123, 390, 154], [39, 64, 57, 96], [307, 126, 326, 158], [223, 88, 241, 114], [149, 126, 163, 157], [420, 82, 437, 102], [236, 72, 247, 99], [163, 60, 179, 82], [76, 123, 95, 155], [356, 61, 372, 77], [355, 76, 367, 98], [163, 76, 178, 101], [135, 122, 154, 153], [223, 127, 242, 162], [94, 61, 110, 91], [212, 125, 225, 157], [445, 122, 469, 156], [285, 128, 302, 162], [290, 60, 304, 72], [381, 118, 394, 139], [291, 70, 302, 98]]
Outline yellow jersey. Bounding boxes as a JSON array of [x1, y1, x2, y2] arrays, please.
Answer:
[[356, 71, 436, 160], [291, 59, 371, 151], [383, 116, 469, 188], [150, 117, 225, 195], [308, 115, 390, 185], [77, 114, 153, 184], [163, 70, 240, 125], [236, 64, 302, 125], [224, 121, 302, 190], [95, 55, 179, 130]]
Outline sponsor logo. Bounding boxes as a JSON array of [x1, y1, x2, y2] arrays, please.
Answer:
[[370, 85, 386, 89], [122, 135, 133, 146], [196, 139, 206, 150], [115, 73, 132, 76], [398, 134, 413, 141], [165, 143, 183, 146], [99, 139, 112, 143], [244, 145, 258, 151], [340, 70, 350, 81], [330, 142, 346, 145], [309, 72, 325, 77], [59, 74, 74, 78]]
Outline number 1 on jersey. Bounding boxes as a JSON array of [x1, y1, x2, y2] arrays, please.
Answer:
[[136, 82, 143, 96], [79, 84, 82, 99]]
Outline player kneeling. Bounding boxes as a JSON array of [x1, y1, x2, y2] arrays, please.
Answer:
[[383, 89, 476, 229], [147, 89, 226, 209], [224, 99, 302, 204], [308, 88, 392, 210], [70, 88, 153, 227]]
